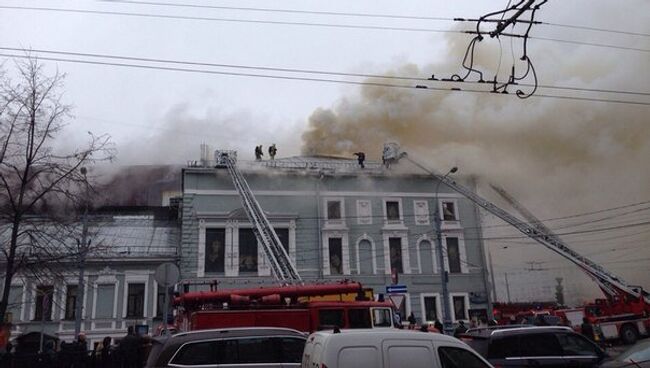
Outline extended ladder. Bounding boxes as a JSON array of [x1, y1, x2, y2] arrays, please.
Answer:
[[215, 150, 301, 283], [402, 155, 650, 304]]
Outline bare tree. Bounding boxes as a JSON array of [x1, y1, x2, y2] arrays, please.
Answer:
[[0, 56, 114, 320]]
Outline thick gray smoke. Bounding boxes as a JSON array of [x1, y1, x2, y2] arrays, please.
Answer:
[[300, 4, 650, 303]]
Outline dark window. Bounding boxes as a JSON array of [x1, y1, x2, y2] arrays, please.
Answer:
[[319, 309, 345, 328], [447, 237, 461, 273], [126, 283, 145, 318], [442, 201, 457, 221], [328, 238, 343, 275], [389, 237, 403, 273], [488, 336, 520, 359], [275, 228, 289, 254], [155, 285, 169, 319], [424, 296, 438, 322], [453, 296, 467, 320], [348, 308, 372, 328], [215, 340, 238, 364], [34, 285, 53, 321], [239, 228, 258, 273], [439, 347, 491, 368], [64, 285, 78, 320], [519, 333, 563, 357], [327, 201, 342, 220], [372, 308, 393, 327], [557, 333, 600, 356], [205, 228, 225, 273], [237, 337, 282, 363], [386, 201, 400, 221], [171, 341, 215, 365], [280, 337, 305, 363]]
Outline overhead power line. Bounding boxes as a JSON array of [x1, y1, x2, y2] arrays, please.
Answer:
[[104, 0, 650, 38], [97, 0, 454, 22], [1, 5, 649, 54], [1, 52, 649, 106], [2, 46, 648, 98]]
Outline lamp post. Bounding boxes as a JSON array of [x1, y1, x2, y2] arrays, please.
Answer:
[[434, 166, 457, 335], [74, 167, 90, 339]]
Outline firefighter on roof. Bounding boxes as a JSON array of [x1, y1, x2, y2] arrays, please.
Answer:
[[268, 144, 277, 160]]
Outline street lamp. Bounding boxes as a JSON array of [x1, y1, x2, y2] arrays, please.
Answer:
[[434, 166, 457, 335]]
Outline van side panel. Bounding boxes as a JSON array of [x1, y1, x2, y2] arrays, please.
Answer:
[[337, 346, 380, 368], [383, 340, 435, 368]]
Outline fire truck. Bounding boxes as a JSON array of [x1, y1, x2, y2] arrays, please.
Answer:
[[172, 150, 395, 333], [388, 145, 650, 344]]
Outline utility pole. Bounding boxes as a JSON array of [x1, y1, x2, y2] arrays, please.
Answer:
[[74, 167, 89, 339], [434, 167, 457, 335]]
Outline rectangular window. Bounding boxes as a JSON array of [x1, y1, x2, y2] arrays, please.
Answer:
[[156, 285, 168, 319], [446, 237, 461, 273], [205, 229, 226, 273], [126, 283, 145, 318], [423, 296, 438, 322], [386, 201, 400, 221], [327, 200, 342, 220], [239, 229, 258, 273], [389, 237, 403, 273], [95, 284, 115, 319], [64, 285, 78, 320], [7, 285, 23, 323], [453, 296, 467, 321], [328, 238, 343, 275], [442, 201, 457, 221], [275, 228, 289, 254], [34, 285, 53, 321]]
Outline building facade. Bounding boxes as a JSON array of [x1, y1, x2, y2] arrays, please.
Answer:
[[4, 207, 179, 346], [180, 155, 491, 325]]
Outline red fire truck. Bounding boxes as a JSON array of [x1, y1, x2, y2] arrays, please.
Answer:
[[173, 281, 395, 333]]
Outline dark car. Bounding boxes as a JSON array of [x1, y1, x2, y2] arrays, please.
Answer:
[[145, 327, 307, 367], [461, 326, 608, 367], [600, 339, 650, 367]]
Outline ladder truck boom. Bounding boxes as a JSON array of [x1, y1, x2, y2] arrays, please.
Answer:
[[398, 154, 649, 306], [214, 150, 301, 283]]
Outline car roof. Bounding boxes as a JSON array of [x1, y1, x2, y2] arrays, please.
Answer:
[[464, 325, 574, 338], [309, 329, 462, 344]]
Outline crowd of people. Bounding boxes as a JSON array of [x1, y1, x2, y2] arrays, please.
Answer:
[[0, 326, 150, 368]]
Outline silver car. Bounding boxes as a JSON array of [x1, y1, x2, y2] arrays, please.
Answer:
[[145, 327, 307, 367]]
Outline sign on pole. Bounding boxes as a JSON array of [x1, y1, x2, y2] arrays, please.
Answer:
[[386, 284, 407, 294]]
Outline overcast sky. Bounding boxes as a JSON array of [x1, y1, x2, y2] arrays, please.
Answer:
[[2, 0, 649, 303]]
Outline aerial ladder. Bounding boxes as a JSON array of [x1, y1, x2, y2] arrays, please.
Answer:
[[214, 150, 301, 284], [386, 146, 650, 310]]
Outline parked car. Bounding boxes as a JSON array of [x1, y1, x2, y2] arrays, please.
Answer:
[[461, 325, 608, 367], [302, 329, 493, 368], [145, 327, 307, 367], [600, 338, 650, 367]]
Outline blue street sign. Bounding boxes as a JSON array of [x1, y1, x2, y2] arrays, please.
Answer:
[[386, 284, 407, 294]]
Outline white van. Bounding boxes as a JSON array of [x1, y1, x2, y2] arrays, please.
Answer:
[[301, 329, 493, 368]]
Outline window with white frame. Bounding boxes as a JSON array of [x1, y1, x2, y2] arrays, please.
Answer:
[[388, 237, 404, 274], [7, 285, 24, 323], [275, 228, 289, 254], [327, 200, 342, 220], [446, 237, 462, 274], [441, 200, 458, 221], [422, 294, 440, 323], [385, 201, 401, 221], [126, 283, 145, 318], [451, 294, 469, 321], [356, 200, 372, 225], [414, 200, 430, 225], [64, 285, 78, 320], [33, 285, 53, 321], [239, 228, 258, 273], [95, 284, 115, 319], [328, 238, 343, 275], [205, 228, 226, 274]]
